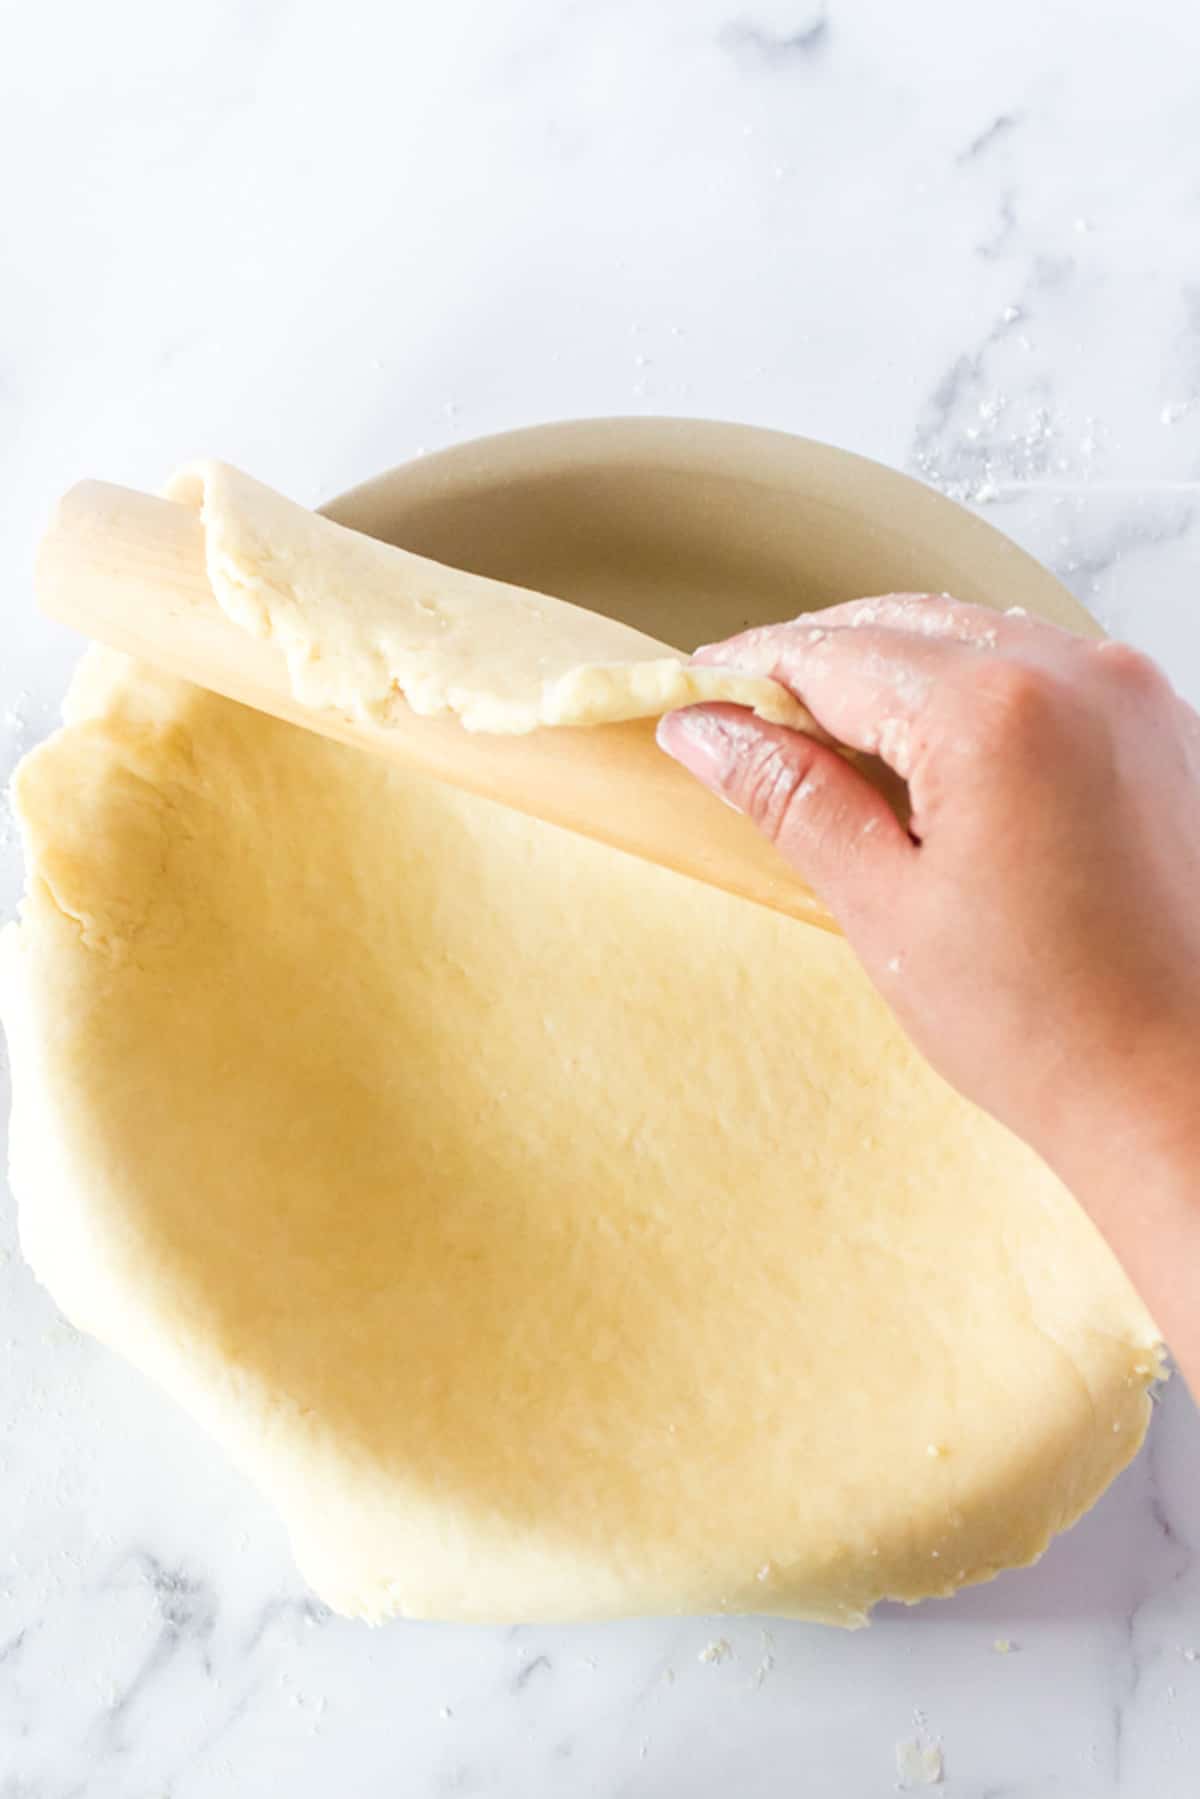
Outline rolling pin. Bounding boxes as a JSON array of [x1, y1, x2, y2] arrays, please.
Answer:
[[36, 479, 838, 932]]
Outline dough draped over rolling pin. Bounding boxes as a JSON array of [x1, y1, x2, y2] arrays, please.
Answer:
[[166, 460, 818, 736]]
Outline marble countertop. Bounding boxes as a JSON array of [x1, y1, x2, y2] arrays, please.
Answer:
[[4, 1, 1200, 1793]]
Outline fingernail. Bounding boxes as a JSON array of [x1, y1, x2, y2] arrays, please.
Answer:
[[656, 707, 759, 790]]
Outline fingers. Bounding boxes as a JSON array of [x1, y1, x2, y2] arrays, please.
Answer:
[[772, 592, 1006, 646], [693, 620, 977, 779], [754, 591, 1080, 650], [692, 595, 1092, 781], [656, 703, 913, 917]]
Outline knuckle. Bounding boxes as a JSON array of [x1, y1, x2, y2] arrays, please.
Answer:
[[738, 741, 822, 844], [961, 659, 1058, 748], [1092, 640, 1166, 695]]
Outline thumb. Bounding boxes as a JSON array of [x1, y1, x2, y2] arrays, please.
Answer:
[[656, 703, 911, 917]]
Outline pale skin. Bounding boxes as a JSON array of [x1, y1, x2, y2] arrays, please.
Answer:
[[657, 595, 1200, 1389]]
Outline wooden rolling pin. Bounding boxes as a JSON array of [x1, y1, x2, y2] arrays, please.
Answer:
[[36, 480, 837, 932]]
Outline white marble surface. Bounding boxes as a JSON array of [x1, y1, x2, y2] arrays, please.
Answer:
[[4, 1, 1200, 1792]]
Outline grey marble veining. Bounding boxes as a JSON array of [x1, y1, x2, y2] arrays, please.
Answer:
[[3, 0, 1200, 1792]]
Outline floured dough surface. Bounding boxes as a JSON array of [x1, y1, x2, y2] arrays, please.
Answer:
[[1, 645, 1160, 1625], [166, 461, 819, 735]]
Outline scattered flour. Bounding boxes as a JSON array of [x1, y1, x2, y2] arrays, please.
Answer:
[[876, 718, 913, 777], [896, 1738, 944, 1788]]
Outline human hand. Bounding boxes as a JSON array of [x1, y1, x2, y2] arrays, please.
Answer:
[[657, 596, 1200, 1339]]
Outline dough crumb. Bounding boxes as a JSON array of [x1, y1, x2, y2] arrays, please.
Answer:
[[992, 1637, 1018, 1654], [896, 1738, 944, 1787], [925, 1442, 943, 1458], [755, 1563, 772, 1582], [698, 1638, 732, 1665]]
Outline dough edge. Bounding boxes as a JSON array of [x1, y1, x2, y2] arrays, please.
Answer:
[[165, 460, 821, 737]]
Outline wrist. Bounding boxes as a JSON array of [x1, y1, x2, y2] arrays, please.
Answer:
[[1038, 1059, 1200, 1363], [1041, 1047, 1200, 1198]]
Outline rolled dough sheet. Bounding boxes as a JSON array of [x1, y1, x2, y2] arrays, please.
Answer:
[[0, 640, 1161, 1625], [165, 460, 820, 736]]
